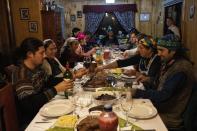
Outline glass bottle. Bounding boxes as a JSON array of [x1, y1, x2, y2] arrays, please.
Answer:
[[63, 62, 73, 98], [98, 104, 118, 131], [95, 48, 103, 65], [63, 62, 73, 80]]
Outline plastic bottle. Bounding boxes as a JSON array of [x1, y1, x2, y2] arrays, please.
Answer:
[[98, 104, 118, 131]]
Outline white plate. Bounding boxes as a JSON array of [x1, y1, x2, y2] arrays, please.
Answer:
[[120, 74, 136, 79], [128, 104, 157, 119], [40, 100, 74, 117]]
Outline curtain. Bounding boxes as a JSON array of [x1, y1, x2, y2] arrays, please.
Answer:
[[85, 12, 105, 34], [113, 11, 135, 33], [83, 4, 137, 13]]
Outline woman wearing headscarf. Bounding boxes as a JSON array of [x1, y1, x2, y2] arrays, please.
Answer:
[[96, 36, 161, 82]]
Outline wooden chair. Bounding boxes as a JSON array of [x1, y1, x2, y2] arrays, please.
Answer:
[[0, 84, 19, 131], [4, 65, 18, 85]]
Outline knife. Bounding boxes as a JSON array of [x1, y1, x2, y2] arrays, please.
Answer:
[[122, 129, 156, 131], [35, 121, 52, 123]]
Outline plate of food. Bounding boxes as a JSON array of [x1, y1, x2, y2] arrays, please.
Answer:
[[75, 115, 134, 131], [40, 100, 75, 117], [128, 104, 157, 119], [46, 115, 78, 131], [93, 91, 117, 105], [120, 74, 136, 79], [75, 115, 100, 131]]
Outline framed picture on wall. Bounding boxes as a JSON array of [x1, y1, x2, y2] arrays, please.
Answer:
[[28, 21, 38, 32], [140, 13, 150, 22], [77, 11, 82, 18], [19, 8, 30, 20], [71, 15, 76, 22], [189, 5, 195, 20]]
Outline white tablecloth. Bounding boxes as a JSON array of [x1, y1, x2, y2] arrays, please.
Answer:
[[25, 94, 167, 131]]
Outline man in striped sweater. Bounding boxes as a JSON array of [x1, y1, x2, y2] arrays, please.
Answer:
[[14, 38, 73, 127]]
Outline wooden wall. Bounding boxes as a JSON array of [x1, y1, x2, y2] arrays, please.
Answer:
[[136, 0, 164, 37], [56, 0, 163, 37], [182, 0, 197, 72], [0, 0, 13, 54], [10, 0, 43, 46]]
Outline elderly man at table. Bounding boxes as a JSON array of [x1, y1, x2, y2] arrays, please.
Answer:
[[132, 34, 194, 129], [14, 38, 73, 128]]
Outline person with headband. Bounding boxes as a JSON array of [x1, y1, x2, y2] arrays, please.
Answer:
[[123, 32, 145, 58], [96, 36, 161, 82], [131, 34, 194, 129], [75, 32, 96, 57]]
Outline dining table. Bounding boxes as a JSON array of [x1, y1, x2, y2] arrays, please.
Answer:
[[25, 85, 168, 131], [26, 50, 168, 131]]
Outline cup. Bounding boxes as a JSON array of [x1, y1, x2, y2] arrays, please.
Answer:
[[103, 49, 110, 60], [64, 89, 73, 99], [89, 61, 97, 73]]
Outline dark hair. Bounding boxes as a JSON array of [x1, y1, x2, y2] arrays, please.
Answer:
[[129, 28, 140, 35], [43, 39, 54, 49], [18, 37, 43, 60], [167, 17, 174, 22], [72, 27, 80, 37]]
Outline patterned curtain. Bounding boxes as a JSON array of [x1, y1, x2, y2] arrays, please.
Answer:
[[85, 12, 105, 34], [113, 11, 135, 33]]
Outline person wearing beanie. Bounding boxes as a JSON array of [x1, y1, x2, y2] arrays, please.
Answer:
[[132, 34, 194, 129]]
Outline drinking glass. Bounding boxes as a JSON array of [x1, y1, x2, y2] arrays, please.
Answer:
[[106, 76, 116, 87], [120, 97, 133, 127], [83, 57, 91, 69]]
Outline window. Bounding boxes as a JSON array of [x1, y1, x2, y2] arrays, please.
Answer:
[[106, 0, 115, 4]]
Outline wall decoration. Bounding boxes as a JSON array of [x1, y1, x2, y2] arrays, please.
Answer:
[[140, 13, 150, 22], [19, 8, 30, 20], [28, 21, 38, 32], [189, 5, 195, 20], [77, 11, 82, 18], [70, 15, 76, 22]]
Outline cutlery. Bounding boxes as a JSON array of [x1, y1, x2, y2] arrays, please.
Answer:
[[35, 121, 52, 123], [121, 129, 156, 131]]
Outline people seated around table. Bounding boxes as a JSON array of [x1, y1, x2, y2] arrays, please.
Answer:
[[75, 32, 96, 57], [165, 17, 181, 39], [14, 37, 73, 126], [96, 36, 161, 83], [59, 37, 84, 68], [132, 34, 194, 129], [100, 29, 119, 47], [84, 31, 98, 51], [123, 28, 141, 58], [43, 39, 87, 78], [42, 39, 66, 78]]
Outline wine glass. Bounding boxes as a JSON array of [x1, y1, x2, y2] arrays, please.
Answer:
[[83, 57, 91, 69], [106, 76, 116, 88], [120, 98, 133, 127]]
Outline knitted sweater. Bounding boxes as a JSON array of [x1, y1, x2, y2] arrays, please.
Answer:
[[14, 63, 59, 125]]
